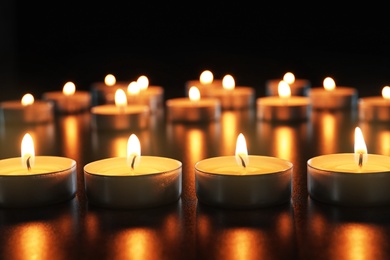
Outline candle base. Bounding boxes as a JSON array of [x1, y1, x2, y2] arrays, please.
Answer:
[[358, 97, 390, 122], [84, 156, 182, 209], [266, 79, 311, 96], [256, 97, 311, 122]]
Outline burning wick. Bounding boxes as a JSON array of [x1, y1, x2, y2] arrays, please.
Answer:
[[130, 155, 137, 170], [26, 156, 32, 171], [358, 153, 363, 168], [238, 155, 246, 168]]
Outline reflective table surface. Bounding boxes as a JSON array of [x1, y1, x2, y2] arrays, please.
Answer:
[[1, 103, 390, 260]]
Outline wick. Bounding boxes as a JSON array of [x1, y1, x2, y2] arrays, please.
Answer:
[[358, 153, 363, 168], [131, 155, 137, 170], [238, 155, 246, 168], [26, 156, 32, 171]]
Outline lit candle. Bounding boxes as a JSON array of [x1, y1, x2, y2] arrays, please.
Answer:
[[307, 127, 390, 206], [185, 70, 223, 97], [195, 133, 293, 209], [166, 86, 221, 123], [0, 133, 77, 207], [90, 74, 129, 106], [358, 86, 390, 122], [266, 72, 311, 96], [126, 80, 159, 113], [0, 93, 54, 124], [137, 75, 165, 109], [208, 74, 255, 110], [90, 88, 150, 131], [42, 81, 91, 113], [308, 76, 358, 110], [257, 81, 311, 121], [84, 133, 182, 209]]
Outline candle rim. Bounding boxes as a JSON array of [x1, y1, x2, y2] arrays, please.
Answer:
[[307, 153, 390, 174], [195, 155, 293, 176]]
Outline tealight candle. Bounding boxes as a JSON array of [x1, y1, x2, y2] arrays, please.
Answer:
[[208, 74, 255, 110], [257, 81, 311, 121], [90, 89, 150, 131], [185, 70, 223, 97], [126, 80, 159, 113], [137, 75, 164, 109], [266, 72, 311, 96], [42, 81, 91, 113], [0, 133, 77, 207], [166, 86, 221, 123], [84, 133, 182, 209], [0, 93, 54, 124], [358, 86, 390, 122], [195, 133, 293, 209], [308, 127, 390, 206], [90, 74, 129, 106], [308, 77, 358, 110]]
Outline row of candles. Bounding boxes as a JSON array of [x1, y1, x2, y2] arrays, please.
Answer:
[[0, 71, 389, 209]]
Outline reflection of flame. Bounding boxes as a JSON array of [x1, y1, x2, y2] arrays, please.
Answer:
[[200, 70, 213, 84], [223, 229, 265, 259], [188, 129, 204, 162], [323, 77, 336, 91], [62, 115, 78, 160], [322, 113, 336, 154], [221, 112, 237, 154], [378, 131, 390, 155], [273, 127, 293, 161]]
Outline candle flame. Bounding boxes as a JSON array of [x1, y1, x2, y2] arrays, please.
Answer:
[[354, 127, 368, 167], [104, 74, 116, 86], [278, 81, 291, 98], [137, 75, 149, 91], [200, 70, 213, 84], [127, 81, 140, 95], [323, 77, 336, 91], [283, 72, 295, 85], [127, 134, 141, 170], [382, 86, 390, 100], [115, 88, 127, 108], [63, 81, 76, 96], [21, 93, 35, 106], [235, 133, 249, 168], [222, 74, 235, 90], [189, 86, 201, 101], [21, 133, 35, 171]]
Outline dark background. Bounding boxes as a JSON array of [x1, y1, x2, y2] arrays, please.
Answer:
[[2, 2, 390, 101]]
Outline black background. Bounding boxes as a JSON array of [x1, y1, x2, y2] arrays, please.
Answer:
[[2, 2, 390, 101]]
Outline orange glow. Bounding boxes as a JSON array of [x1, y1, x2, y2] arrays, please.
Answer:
[[235, 133, 249, 167], [21, 133, 35, 170], [21, 93, 34, 106], [200, 70, 213, 84], [354, 127, 368, 166], [104, 74, 116, 86], [273, 126, 293, 161], [127, 134, 141, 169], [381, 86, 390, 99], [323, 77, 336, 91], [189, 86, 201, 101], [278, 81, 291, 98], [127, 81, 140, 96], [62, 115, 79, 160], [222, 74, 235, 90], [321, 113, 337, 154], [137, 75, 149, 91], [221, 229, 265, 260], [115, 89, 127, 108], [63, 81, 76, 96], [283, 72, 295, 85]]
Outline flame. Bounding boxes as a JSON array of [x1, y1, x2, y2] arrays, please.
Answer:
[[21, 93, 35, 106], [21, 133, 35, 170], [137, 75, 149, 91], [283, 72, 295, 85], [127, 134, 141, 169], [63, 82, 76, 96], [382, 86, 390, 100], [323, 77, 336, 91], [235, 133, 249, 168], [104, 74, 116, 86], [354, 127, 368, 167], [127, 81, 140, 95], [189, 86, 201, 101], [200, 70, 213, 84], [115, 89, 127, 107], [278, 81, 291, 98], [222, 74, 235, 90]]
